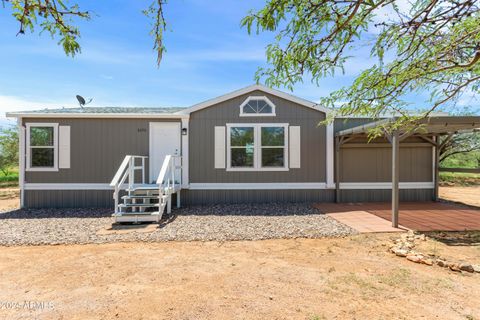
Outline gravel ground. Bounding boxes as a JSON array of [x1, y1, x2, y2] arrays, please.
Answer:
[[0, 203, 356, 246]]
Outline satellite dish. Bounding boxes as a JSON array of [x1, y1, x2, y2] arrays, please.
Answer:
[[76, 95, 93, 108]]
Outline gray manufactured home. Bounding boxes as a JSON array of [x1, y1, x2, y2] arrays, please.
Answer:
[[8, 84, 473, 223]]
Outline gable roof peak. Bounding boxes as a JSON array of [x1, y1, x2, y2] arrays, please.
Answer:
[[177, 84, 331, 115]]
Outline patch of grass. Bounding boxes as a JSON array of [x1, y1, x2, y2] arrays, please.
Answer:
[[0, 181, 18, 188], [0, 167, 19, 187], [425, 277, 455, 291], [440, 172, 480, 186], [0, 174, 18, 183], [331, 273, 378, 292], [0, 167, 18, 182], [378, 268, 411, 287]]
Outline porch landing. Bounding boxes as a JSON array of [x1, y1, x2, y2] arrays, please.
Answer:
[[314, 202, 480, 233]]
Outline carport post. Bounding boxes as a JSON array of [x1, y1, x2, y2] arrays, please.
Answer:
[[433, 136, 440, 201], [335, 136, 341, 203], [391, 130, 400, 228]]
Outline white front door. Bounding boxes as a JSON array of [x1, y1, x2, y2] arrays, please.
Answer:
[[149, 122, 181, 183]]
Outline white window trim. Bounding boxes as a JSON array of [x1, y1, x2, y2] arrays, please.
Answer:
[[26, 123, 59, 172], [239, 96, 276, 117], [226, 123, 289, 172]]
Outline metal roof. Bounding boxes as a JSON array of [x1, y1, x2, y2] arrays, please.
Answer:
[[9, 106, 186, 115], [336, 116, 480, 137], [6, 106, 189, 119]]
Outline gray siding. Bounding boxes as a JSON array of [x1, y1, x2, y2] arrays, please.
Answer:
[[334, 118, 433, 183], [181, 189, 335, 205], [23, 118, 180, 183], [340, 145, 433, 182], [189, 90, 327, 183], [24, 188, 432, 208], [21, 105, 435, 208], [24, 190, 113, 208]]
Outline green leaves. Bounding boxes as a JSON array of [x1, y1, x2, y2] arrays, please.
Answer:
[[8, 0, 90, 58], [0, 127, 18, 176], [143, 0, 167, 66], [243, 0, 480, 136]]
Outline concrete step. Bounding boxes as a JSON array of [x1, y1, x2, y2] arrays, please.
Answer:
[[114, 211, 161, 216], [113, 212, 163, 223]]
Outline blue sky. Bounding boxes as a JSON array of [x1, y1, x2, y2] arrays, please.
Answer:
[[0, 0, 363, 126], [0, 0, 477, 127]]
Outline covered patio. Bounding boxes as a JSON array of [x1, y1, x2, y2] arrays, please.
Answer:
[[334, 116, 480, 228]]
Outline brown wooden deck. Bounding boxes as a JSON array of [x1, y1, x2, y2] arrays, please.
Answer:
[[314, 202, 480, 232]]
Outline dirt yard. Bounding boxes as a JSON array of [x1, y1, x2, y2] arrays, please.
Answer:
[[1, 187, 479, 319], [0, 235, 479, 320], [0, 187, 19, 212], [439, 186, 480, 207]]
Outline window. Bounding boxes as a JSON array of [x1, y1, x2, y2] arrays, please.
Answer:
[[227, 123, 288, 171], [239, 96, 276, 117], [261, 127, 285, 167], [230, 127, 255, 168], [26, 123, 58, 171]]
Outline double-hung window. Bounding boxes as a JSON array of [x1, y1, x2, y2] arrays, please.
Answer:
[[26, 123, 58, 171], [227, 123, 288, 171]]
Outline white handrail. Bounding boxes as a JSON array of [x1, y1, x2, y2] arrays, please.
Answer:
[[156, 155, 182, 214], [157, 155, 172, 185], [111, 155, 148, 214], [110, 156, 132, 187]]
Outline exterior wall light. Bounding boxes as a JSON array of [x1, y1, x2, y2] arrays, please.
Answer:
[[182, 128, 188, 135]]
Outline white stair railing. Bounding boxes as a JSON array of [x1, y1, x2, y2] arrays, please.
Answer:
[[110, 155, 148, 214], [156, 155, 182, 214]]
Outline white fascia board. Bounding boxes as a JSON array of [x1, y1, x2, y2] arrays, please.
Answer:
[[178, 84, 331, 115], [188, 183, 327, 190], [339, 182, 434, 189], [6, 113, 190, 119]]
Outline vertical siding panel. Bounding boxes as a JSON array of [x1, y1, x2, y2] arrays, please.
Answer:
[[188, 90, 327, 185]]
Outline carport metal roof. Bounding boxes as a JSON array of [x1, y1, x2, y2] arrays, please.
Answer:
[[334, 116, 480, 228], [336, 116, 480, 137]]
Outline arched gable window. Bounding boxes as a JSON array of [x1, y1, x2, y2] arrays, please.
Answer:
[[239, 96, 276, 117]]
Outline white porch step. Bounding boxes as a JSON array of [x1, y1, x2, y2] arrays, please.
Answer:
[[125, 184, 158, 192], [119, 203, 161, 208], [121, 195, 159, 200], [125, 187, 181, 194]]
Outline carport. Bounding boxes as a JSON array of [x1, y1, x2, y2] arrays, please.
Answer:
[[335, 116, 480, 228]]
